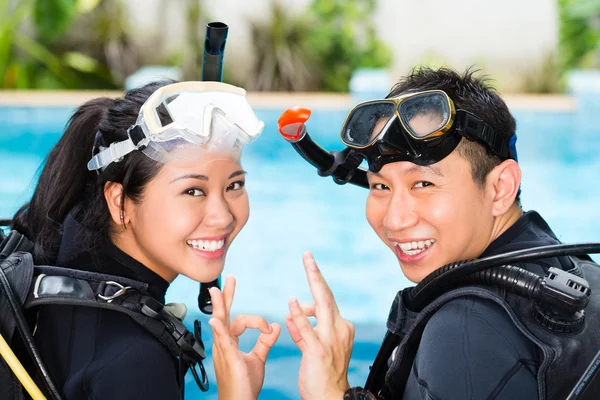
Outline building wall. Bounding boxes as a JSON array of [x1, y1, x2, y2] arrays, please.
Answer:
[[124, 0, 558, 91]]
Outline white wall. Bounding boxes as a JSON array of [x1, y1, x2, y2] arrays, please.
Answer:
[[123, 0, 558, 91]]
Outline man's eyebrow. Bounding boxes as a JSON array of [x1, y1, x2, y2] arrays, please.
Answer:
[[366, 164, 444, 178], [406, 164, 444, 177]]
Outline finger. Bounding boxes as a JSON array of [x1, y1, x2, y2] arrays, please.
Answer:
[[299, 303, 316, 317], [209, 318, 237, 359], [284, 302, 315, 321], [222, 275, 236, 319], [285, 317, 305, 352], [303, 252, 339, 325], [250, 323, 281, 364], [230, 314, 272, 338], [288, 297, 321, 352], [209, 287, 229, 328]]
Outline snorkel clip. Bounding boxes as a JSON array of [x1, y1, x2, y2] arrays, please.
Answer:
[[317, 148, 363, 186]]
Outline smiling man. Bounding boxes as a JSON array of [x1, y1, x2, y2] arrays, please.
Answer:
[[285, 67, 600, 400]]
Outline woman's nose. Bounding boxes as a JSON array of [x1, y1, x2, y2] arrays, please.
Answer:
[[204, 195, 234, 229]]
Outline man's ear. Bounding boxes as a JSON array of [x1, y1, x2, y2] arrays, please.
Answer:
[[488, 159, 521, 216], [104, 182, 129, 226]]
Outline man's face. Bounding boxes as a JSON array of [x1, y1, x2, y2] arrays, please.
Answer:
[[365, 151, 497, 283]]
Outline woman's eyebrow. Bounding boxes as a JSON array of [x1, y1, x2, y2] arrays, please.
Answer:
[[229, 170, 247, 179], [170, 173, 209, 183], [169, 170, 247, 183]]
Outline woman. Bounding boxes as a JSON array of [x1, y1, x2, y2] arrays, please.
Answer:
[[12, 80, 280, 399]]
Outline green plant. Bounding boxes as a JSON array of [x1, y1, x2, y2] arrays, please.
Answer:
[[305, 0, 392, 92], [59, 0, 145, 87], [247, 1, 318, 91], [559, 0, 600, 71], [0, 0, 113, 89]]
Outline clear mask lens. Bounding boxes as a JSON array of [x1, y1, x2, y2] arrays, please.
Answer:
[[342, 102, 396, 147], [399, 92, 451, 139], [141, 106, 248, 163]]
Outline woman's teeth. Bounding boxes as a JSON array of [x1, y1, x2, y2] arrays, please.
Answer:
[[395, 239, 435, 256], [187, 239, 225, 252]]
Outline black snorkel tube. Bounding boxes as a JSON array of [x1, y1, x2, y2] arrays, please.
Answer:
[[201, 22, 228, 82], [277, 107, 369, 188], [197, 22, 229, 316]]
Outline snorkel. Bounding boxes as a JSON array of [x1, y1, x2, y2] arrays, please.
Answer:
[[198, 22, 229, 315], [278, 107, 369, 188]]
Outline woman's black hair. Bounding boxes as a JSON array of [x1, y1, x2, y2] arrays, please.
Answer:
[[12, 80, 176, 264]]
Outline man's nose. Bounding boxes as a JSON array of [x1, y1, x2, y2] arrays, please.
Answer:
[[383, 191, 419, 232]]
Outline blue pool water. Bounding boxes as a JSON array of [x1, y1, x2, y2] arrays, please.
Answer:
[[1, 103, 600, 399]]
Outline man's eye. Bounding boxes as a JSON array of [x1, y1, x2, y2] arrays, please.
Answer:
[[185, 188, 205, 196], [414, 181, 433, 189]]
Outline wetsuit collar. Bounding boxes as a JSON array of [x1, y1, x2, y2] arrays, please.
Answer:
[[56, 213, 169, 303]]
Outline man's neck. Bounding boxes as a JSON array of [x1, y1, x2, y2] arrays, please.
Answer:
[[490, 204, 523, 244]]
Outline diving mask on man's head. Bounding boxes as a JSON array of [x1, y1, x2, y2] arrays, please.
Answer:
[[340, 90, 518, 172], [87, 81, 264, 171]]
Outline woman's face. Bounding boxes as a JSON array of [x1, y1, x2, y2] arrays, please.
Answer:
[[114, 152, 250, 283]]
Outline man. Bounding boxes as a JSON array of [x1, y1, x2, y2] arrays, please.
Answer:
[[284, 67, 600, 399]]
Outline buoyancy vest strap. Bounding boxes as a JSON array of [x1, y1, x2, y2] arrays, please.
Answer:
[[21, 271, 209, 391], [364, 331, 402, 398]]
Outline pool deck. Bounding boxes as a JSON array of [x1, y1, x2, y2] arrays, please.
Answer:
[[0, 91, 577, 111]]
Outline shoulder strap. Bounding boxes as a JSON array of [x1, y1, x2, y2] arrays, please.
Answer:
[[364, 331, 401, 399], [22, 262, 210, 392]]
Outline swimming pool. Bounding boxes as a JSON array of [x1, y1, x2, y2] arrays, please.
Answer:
[[1, 103, 600, 399]]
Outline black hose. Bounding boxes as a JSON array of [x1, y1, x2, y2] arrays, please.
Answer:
[[291, 136, 369, 188], [291, 136, 335, 170], [198, 278, 219, 314], [201, 22, 228, 82], [0, 256, 63, 399], [407, 242, 600, 311]]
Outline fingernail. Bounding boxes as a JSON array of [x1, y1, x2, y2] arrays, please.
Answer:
[[289, 297, 299, 308], [304, 253, 318, 272]]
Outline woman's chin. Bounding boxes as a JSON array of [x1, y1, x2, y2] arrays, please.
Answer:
[[182, 260, 226, 283]]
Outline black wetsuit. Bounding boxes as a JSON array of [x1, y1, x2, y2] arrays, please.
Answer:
[[34, 216, 182, 399], [392, 211, 577, 399]]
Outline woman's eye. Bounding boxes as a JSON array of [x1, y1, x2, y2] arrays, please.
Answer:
[[414, 181, 433, 189], [370, 183, 389, 191], [185, 188, 205, 196], [227, 180, 245, 191]]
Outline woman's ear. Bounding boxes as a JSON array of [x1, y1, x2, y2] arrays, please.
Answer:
[[104, 182, 128, 226], [489, 159, 521, 216]]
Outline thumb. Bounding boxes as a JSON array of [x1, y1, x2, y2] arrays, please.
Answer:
[[250, 323, 281, 364]]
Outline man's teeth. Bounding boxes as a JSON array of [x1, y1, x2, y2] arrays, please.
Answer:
[[187, 239, 225, 252], [395, 239, 435, 255]]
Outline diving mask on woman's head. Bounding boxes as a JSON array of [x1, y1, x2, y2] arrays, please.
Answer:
[[87, 81, 264, 171], [340, 90, 518, 172]]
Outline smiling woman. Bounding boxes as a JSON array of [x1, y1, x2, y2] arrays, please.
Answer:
[[112, 154, 251, 283], [4, 80, 280, 400]]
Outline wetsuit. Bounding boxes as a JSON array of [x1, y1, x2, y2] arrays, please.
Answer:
[[386, 211, 580, 399], [33, 215, 183, 399]]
